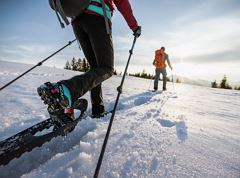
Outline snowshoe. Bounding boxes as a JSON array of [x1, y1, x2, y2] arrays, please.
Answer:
[[0, 98, 88, 166]]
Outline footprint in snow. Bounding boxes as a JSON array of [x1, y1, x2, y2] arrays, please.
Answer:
[[158, 115, 188, 143], [176, 120, 188, 143], [159, 119, 176, 128], [150, 158, 158, 172]]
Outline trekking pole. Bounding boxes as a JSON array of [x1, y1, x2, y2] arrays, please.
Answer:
[[0, 39, 76, 91], [148, 71, 155, 90], [94, 35, 138, 178], [171, 71, 176, 93]]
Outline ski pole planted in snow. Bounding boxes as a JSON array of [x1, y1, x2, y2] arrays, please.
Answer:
[[94, 34, 139, 178], [171, 72, 176, 93], [0, 39, 76, 91]]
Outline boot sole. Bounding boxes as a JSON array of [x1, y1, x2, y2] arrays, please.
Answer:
[[37, 85, 59, 110], [37, 84, 74, 127]]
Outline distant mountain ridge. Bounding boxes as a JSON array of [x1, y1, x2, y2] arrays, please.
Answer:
[[173, 75, 211, 87]]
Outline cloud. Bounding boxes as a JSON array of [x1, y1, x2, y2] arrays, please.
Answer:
[[171, 12, 240, 53], [112, 7, 240, 83], [123, 10, 240, 66], [0, 43, 51, 55], [169, 13, 240, 64], [17, 44, 50, 53], [0, 41, 83, 68], [183, 50, 240, 64]]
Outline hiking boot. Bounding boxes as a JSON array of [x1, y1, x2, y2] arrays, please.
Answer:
[[91, 104, 106, 118], [37, 82, 72, 109], [92, 111, 108, 119], [37, 82, 74, 126]]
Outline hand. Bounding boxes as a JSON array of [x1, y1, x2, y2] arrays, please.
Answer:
[[133, 26, 141, 38]]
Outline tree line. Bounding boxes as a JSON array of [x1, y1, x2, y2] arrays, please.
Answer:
[[65, 60, 239, 90], [129, 70, 182, 83], [64, 57, 118, 74], [211, 75, 240, 90], [65, 61, 182, 83], [64, 57, 90, 72]]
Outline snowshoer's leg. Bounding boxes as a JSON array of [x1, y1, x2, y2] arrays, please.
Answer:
[[154, 68, 161, 91], [61, 14, 113, 116], [91, 84, 106, 118], [162, 69, 167, 91]]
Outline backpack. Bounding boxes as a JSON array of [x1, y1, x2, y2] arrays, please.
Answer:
[[48, 0, 91, 28], [49, 0, 91, 18], [155, 50, 167, 69], [48, 0, 110, 34]]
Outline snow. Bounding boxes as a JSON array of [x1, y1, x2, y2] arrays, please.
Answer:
[[0, 60, 239, 178]]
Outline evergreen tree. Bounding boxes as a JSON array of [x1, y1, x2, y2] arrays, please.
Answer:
[[135, 72, 140, 78], [71, 57, 78, 71], [211, 80, 218, 88], [176, 78, 181, 83], [113, 69, 117, 75], [76, 58, 82, 71], [234, 85, 240, 90], [82, 58, 89, 72], [86, 62, 90, 71], [220, 75, 227, 88], [147, 73, 154, 79], [140, 70, 148, 79], [220, 75, 232, 89], [129, 71, 154, 80], [64, 60, 71, 70]]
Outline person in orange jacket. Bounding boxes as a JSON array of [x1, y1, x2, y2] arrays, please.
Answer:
[[153, 47, 172, 91], [38, 0, 141, 125]]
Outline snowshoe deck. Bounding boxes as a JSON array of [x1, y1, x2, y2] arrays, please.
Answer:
[[0, 99, 88, 166]]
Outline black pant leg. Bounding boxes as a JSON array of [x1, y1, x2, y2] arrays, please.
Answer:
[[61, 14, 113, 114], [90, 84, 105, 115]]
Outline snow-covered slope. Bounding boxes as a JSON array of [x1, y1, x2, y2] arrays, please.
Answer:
[[0, 61, 239, 178]]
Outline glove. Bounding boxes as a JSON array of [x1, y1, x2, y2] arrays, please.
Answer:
[[133, 26, 141, 38]]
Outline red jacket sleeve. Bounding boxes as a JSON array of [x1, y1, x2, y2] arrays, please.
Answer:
[[114, 0, 138, 31]]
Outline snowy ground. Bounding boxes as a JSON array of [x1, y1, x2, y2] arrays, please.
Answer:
[[0, 61, 239, 178]]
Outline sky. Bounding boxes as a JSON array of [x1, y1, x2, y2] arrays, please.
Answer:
[[0, 0, 240, 84]]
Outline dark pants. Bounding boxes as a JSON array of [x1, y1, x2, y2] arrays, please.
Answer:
[[61, 14, 114, 115], [154, 68, 167, 90]]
